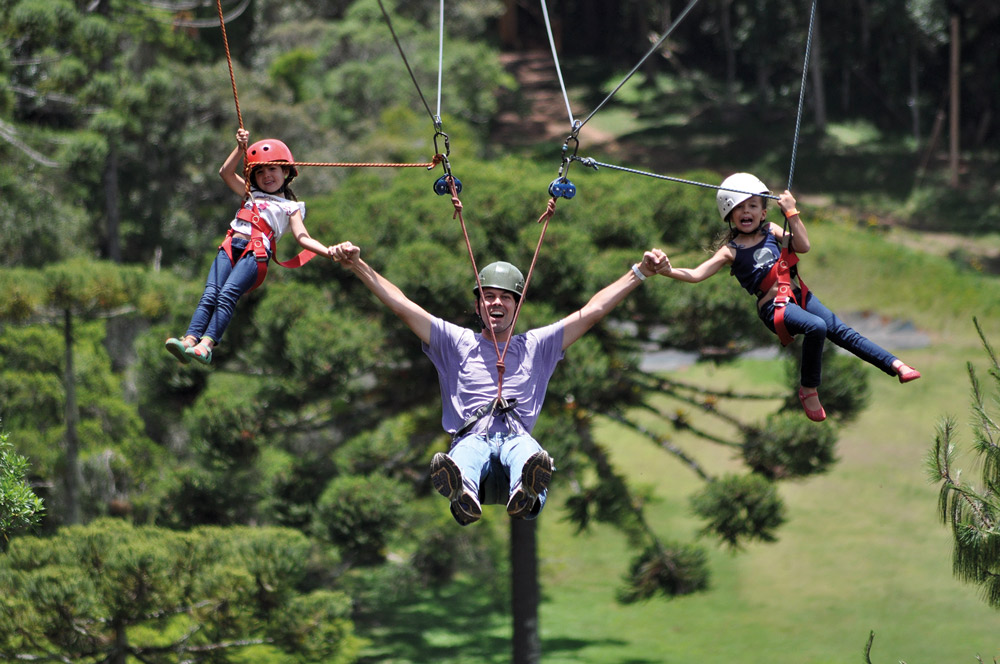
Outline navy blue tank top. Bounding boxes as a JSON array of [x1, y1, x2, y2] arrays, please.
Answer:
[[729, 227, 782, 296]]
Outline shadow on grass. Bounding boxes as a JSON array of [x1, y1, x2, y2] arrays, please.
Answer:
[[354, 573, 653, 663], [355, 576, 508, 663], [543, 637, 663, 664]]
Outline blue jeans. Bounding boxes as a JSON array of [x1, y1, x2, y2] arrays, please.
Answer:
[[185, 238, 267, 344], [448, 432, 548, 519], [759, 290, 897, 388]]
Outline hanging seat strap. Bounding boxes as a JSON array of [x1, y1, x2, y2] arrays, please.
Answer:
[[757, 246, 809, 347], [220, 202, 317, 292]]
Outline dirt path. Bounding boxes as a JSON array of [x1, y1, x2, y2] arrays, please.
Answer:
[[491, 51, 616, 148]]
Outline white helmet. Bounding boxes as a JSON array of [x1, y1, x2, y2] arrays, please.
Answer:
[[716, 173, 770, 221]]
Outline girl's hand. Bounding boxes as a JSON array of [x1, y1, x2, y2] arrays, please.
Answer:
[[236, 128, 250, 146], [777, 190, 797, 215], [330, 241, 360, 265], [641, 248, 669, 276]]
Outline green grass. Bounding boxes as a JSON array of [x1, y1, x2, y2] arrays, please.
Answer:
[[536, 344, 999, 663]]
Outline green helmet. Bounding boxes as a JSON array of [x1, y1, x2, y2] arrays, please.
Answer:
[[473, 261, 525, 300]]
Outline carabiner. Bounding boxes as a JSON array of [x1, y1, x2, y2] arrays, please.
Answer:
[[433, 131, 451, 159]]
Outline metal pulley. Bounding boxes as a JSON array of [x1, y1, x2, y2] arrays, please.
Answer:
[[434, 174, 462, 195], [548, 177, 576, 199]]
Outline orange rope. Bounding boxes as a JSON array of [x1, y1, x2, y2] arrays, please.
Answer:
[[215, 0, 439, 171], [215, 0, 243, 131], [448, 176, 558, 400], [252, 158, 441, 169]]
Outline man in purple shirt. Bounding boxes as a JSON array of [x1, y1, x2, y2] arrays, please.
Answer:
[[332, 241, 667, 525]]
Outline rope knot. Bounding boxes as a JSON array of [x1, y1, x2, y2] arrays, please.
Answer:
[[537, 198, 557, 224]]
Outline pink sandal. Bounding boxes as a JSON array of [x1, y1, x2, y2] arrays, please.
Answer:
[[798, 388, 827, 422], [895, 363, 921, 383]]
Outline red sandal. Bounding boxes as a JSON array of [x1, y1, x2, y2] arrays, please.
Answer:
[[895, 363, 921, 383], [798, 388, 827, 422]]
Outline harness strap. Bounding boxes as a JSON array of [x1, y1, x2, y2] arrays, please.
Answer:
[[221, 203, 318, 293], [452, 397, 522, 442], [757, 247, 809, 347]]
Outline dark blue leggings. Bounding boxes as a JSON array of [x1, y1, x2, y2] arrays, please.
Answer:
[[759, 291, 898, 388], [185, 238, 267, 344]]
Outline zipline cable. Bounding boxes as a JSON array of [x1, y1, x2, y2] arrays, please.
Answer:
[[376, 0, 437, 127], [569, 157, 779, 201], [436, 0, 445, 124], [540, 0, 704, 136], [787, 0, 818, 192], [540, 0, 577, 131]]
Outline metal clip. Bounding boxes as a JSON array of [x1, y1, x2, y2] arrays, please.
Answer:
[[433, 131, 451, 159]]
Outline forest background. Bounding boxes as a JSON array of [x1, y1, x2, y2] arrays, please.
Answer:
[[1, 0, 999, 662]]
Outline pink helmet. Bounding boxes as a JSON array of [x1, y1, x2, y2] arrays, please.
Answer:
[[246, 139, 298, 180]]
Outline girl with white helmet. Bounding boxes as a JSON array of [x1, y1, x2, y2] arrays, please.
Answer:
[[164, 129, 339, 366], [658, 173, 920, 422]]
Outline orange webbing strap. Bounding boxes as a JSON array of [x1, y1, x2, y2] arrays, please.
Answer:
[[227, 204, 318, 292], [759, 246, 809, 347]]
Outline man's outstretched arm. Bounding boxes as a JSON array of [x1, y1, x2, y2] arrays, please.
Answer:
[[559, 248, 668, 351], [331, 241, 434, 344]]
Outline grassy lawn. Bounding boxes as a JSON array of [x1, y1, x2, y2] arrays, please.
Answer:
[[537, 344, 998, 663]]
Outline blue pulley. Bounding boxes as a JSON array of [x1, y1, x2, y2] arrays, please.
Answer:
[[548, 177, 576, 199], [434, 175, 462, 196]]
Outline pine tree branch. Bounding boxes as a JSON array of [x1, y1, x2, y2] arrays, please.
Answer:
[[632, 400, 742, 448], [0, 119, 60, 168], [636, 368, 785, 400], [596, 409, 712, 481], [574, 417, 671, 554]]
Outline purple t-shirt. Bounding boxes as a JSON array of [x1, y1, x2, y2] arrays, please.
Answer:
[[422, 317, 565, 436]]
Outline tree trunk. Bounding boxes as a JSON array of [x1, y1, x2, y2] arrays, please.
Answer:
[[104, 143, 121, 263], [909, 43, 920, 142], [949, 14, 960, 188], [500, 0, 518, 49], [719, 0, 735, 93], [63, 309, 82, 525], [808, 5, 827, 132], [511, 517, 541, 664]]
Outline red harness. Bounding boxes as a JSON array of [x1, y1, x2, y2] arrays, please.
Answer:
[[220, 201, 316, 292], [757, 243, 809, 346]]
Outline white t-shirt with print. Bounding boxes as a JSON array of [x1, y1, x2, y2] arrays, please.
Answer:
[[229, 191, 306, 251]]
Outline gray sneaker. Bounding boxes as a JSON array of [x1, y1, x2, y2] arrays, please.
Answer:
[[430, 453, 482, 526], [506, 451, 553, 519]]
